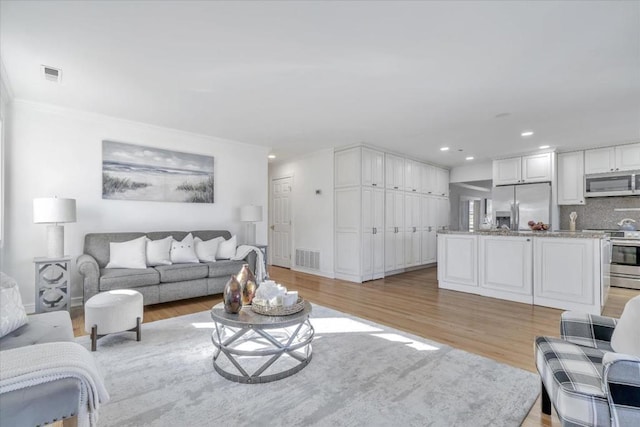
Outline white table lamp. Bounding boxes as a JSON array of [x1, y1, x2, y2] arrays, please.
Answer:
[[33, 197, 77, 258], [240, 205, 262, 245]]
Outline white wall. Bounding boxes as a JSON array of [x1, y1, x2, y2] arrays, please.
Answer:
[[449, 161, 492, 183], [5, 100, 269, 311], [268, 149, 334, 278]]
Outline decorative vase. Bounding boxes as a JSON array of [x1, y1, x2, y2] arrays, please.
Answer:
[[236, 264, 258, 305], [223, 275, 243, 314]]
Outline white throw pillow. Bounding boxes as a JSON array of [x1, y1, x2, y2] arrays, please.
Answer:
[[216, 235, 237, 260], [146, 236, 173, 266], [170, 233, 200, 264], [106, 236, 147, 269], [611, 295, 640, 357], [0, 272, 28, 338], [194, 236, 224, 263]]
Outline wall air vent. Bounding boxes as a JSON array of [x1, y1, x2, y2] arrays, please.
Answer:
[[41, 65, 62, 83], [295, 248, 320, 270]]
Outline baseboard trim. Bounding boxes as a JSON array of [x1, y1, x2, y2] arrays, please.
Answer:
[[291, 266, 335, 279], [24, 296, 83, 314]]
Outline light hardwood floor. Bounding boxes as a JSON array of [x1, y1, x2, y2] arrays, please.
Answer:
[[70, 266, 639, 426]]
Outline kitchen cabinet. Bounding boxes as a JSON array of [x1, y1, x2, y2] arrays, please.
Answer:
[[533, 237, 601, 314], [420, 196, 437, 264], [362, 148, 385, 187], [436, 196, 449, 232], [435, 167, 449, 197], [479, 236, 533, 304], [334, 187, 361, 278], [557, 151, 585, 205], [585, 143, 640, 174], [493, 153, 552, 186], [420, 163, 437, 194], [404, 192, 421, 267], [385, 154, 405, 190], [437, 234, 478, 291], [404, 159, 421, 192], [334, 147, 361, 188], [385, 189, 405, 272], [362, 187, 385, 281]]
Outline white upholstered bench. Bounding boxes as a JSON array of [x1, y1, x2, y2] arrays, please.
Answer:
[[84, 289, 143, 351]]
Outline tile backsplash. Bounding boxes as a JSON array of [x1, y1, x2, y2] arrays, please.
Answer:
[[559, 197, 640, 230]]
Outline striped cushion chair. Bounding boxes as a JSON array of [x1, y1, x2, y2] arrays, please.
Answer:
[[535, 311, 640, 426]]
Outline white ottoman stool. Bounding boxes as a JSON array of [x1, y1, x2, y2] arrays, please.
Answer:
[[84, 289, 143, 351]]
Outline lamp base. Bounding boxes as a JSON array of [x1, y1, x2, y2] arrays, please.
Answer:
[[46, 224, 64, 258], [243, 222, 256, 246]]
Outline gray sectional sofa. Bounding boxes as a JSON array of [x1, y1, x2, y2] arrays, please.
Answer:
[[78, 230, 256, 305]]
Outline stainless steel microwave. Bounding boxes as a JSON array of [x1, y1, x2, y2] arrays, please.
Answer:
[[585, 170, 640, 197]]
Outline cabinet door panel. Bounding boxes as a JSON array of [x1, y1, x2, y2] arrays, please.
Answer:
[[436, 168, 449, 196], [615, 143, 640, 171], [421, 164, 436, 194], [534, 238, 595, 306], [335, 148, 361, 187], [557, 151, 585, 205], [372, 232, 385, 277], [584, 147, 615, 174], [362, 231, 373, 279], [493, 158, 521, 185], [522, 153, 552, 183], [438, 235, 477, 286], [335, 232, 360, 274], [479, 236, 532, 296]]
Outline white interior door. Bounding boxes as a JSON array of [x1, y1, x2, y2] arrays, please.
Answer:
[[271, 176, 292, 268]]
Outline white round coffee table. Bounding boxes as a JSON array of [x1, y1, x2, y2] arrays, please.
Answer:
[[210, 301, 314, 383]]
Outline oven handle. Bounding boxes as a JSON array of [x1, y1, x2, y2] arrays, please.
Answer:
[[611, 239, 640, 247]]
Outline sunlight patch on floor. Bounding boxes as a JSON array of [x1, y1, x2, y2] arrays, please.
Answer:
[[372, 333, 440, 351], [191, 322, 216, 329], [311, 317, 383, 334]]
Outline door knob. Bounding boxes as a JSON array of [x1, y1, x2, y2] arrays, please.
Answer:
[[270, 225, 275, 230]]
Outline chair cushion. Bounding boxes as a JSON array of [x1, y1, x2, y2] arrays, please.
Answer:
[[206, 260, 245, 278], [154, 264, 209, 283], [535, 336, 611, 426], [99, 268, 160, 290], [611, 295, 640, 357]]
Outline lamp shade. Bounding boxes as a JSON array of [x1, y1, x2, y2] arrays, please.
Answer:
[[240, 205, 263, 222], [33, 198, 77, 224]]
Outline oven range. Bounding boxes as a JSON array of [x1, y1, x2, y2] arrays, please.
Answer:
[[584, 229, 640, 290]]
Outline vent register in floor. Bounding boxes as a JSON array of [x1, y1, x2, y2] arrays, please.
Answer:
[[295, 249, 320, 270]]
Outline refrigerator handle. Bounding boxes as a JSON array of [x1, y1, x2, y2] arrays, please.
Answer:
[[510, 203, 515, 230], [515, 202, 520, 230]]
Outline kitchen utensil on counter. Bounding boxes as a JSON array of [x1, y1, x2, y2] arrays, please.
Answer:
[[569, 212, 577, 232], [618, 218, 637, 231]]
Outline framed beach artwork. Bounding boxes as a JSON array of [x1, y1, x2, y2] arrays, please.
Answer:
[[102, 141, 214, 203]]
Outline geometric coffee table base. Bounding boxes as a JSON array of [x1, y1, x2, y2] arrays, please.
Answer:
[[210, 302, 314, 384]]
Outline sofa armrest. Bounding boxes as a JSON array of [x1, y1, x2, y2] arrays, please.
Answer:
[[560, 311, 617, 350], [602, 352, 640, 426], [77, 254, 100, 303], [245, 251, 257, 275]]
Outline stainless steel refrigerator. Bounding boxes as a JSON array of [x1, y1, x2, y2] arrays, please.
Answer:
[[492, 182, 552, 230]]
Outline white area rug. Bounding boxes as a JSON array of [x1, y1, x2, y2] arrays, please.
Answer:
[[77, 304, 539, 426]]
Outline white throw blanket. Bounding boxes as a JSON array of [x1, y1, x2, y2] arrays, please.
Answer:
[[232, 245, 267, 281], [0, 341, 110, 427]]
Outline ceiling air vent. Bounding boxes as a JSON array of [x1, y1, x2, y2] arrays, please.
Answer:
[[41, 65, 62, 83]]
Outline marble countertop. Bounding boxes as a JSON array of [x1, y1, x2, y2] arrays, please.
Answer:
[[437, 229, 607, 239]]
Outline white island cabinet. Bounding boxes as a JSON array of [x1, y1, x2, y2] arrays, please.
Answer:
[[437, 232, 606, 314], [437, 234, 478, 293], [533, 237, 601, 314], [478, 235, 533, 304]]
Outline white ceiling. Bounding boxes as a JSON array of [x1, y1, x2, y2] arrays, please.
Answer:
[[1, 1, 639, 167]]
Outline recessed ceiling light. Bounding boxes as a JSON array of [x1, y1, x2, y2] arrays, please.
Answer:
[[539, 145, 550, 149], [465, 156, 474, 161], [268, 154, 276, 159], [440, 147, 450, 151], [521, 130, 534, 137]]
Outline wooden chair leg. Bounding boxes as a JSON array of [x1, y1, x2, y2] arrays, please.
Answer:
[[91, 325, 98, 352], [541, 380, 552, 415], [136, 316, 141, 342]]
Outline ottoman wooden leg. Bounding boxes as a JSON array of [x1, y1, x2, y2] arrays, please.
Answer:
[[136, 316, 141, 342], [91, 325, 98, 352]]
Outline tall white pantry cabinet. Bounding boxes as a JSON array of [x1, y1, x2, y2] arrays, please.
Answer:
[[334, 146, 449, 283]]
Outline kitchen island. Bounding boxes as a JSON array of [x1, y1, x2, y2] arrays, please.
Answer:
[[437, 230, 609, 314]]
